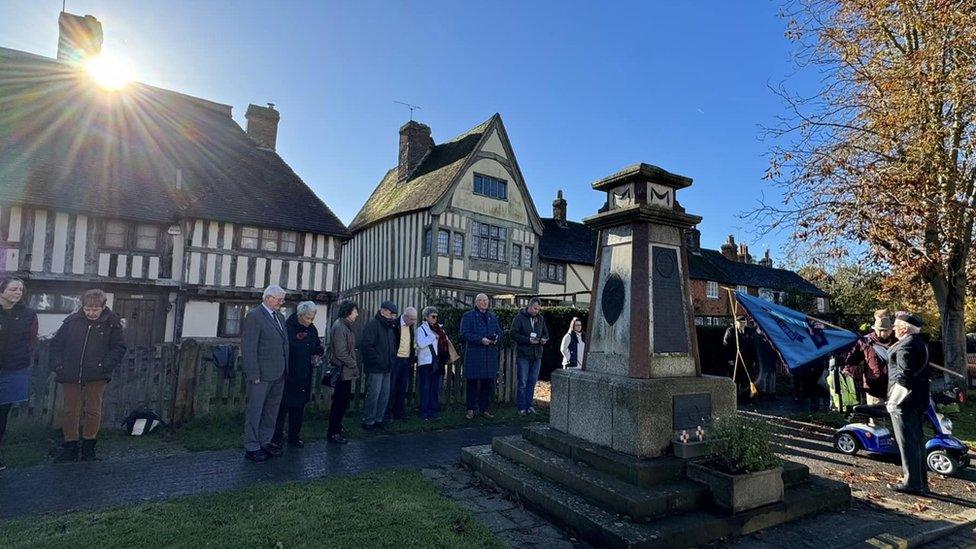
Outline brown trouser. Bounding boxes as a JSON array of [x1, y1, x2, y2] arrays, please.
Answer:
[[61, 381, 108, 442]]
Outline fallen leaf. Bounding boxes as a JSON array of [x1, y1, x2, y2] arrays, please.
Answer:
[[913, 502, 929, 513]]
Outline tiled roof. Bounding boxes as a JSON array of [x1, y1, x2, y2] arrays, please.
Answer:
[[688, 249, 827, 297], [348, 115, 495, 233], [539, 218, 597, 265], [0, 47, 348, 237]]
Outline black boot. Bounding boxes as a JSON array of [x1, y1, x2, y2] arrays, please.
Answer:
[[80, 439, 97, 461], [56, 441, 80, 462]]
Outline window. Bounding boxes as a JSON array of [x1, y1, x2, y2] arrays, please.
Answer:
[[451, 232, 464, 257], [473, 174, 508, 200], [104, 221, 127, 249], [135, 224, 159, 250], [512, 244, 522, 266], [522, 246, 533, 268], [470, 221, 508, 262], [28, 293, 81, 313], [759, 288, 774, 301], [541, 262, 565, 283], [219, 302, 295, 337], [423, 228, 432, 255], [437, 229, 450, 255], [706, 281, 719, 299], [281, 231, 298, 254], [261, 229, 279, 252], [817, 297, 827, 313], [239, 227, 299, 254], [219, 303, 250, 337], [240, 227, 260, 250], [736, 285, 748, 295]]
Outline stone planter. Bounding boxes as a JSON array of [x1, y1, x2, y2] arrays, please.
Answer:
[[687, 462, 784, 514], [672, 438, 727, 460]]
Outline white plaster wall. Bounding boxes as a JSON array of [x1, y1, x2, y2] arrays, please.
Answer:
[[182, 300, 220, 337], [314, 304, 329, 336], [37, 313, 69, 337], [450, 159, 530, 225], [480, 129, 508, 158]]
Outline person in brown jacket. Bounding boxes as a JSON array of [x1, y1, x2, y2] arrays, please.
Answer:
[[327, 301, 360, 444], [844, 310, 895, 406]]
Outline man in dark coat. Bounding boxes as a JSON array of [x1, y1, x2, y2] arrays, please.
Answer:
[[360, 301, 398, 430], [510, 297, 549, 415], [460, 294, 502, 419], [50, 289, 126, 461], [273, 302, 324, 449], [241, 285, 289, 462], [886, 312, 930, 495]]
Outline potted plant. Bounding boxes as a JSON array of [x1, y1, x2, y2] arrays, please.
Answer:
[[686, 414, 783, 514]]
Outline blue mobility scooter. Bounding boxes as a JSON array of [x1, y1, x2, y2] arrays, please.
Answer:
[[833, 397, 971, 476]]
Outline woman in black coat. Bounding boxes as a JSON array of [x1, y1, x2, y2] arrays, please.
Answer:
[[0, 277, 38, 471], [272, 301, 324, 449]]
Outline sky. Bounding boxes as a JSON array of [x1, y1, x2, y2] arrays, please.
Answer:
[[0, 1, 819, 260]]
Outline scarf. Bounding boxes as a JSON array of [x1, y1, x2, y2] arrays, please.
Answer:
[[429, 321, 450, 360]]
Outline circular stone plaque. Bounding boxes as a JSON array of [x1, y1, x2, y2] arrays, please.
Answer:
[[654, 248, 676, 278], [601, 273, 625, 326]]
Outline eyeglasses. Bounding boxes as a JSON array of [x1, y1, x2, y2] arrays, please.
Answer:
[[429, 315, 438, 319]]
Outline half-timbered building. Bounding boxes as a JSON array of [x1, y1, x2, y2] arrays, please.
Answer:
[[341, 114, 545, 313], [536, 191, 597, 306], [0, 19, 347, 346]]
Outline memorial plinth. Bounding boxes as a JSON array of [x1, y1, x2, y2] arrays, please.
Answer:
[[550, 163, 735, 458]]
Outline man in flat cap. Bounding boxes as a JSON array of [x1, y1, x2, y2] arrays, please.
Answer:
[[360, 300, 399, 430], [886, 312, 930, 495]]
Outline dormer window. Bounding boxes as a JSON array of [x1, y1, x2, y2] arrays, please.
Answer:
[[473, 174, 508, 200]]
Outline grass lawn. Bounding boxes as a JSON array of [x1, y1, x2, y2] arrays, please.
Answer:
[[0, 470, 503, 549], [2, 402, 548, 468]]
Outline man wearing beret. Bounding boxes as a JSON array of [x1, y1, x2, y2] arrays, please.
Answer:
[[886, 312, 930, 495]]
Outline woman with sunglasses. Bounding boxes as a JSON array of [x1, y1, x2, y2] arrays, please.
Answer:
[[416, 306, 449, 421]]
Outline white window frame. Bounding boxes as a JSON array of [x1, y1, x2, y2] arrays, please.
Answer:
[[817, 297, 826, 313], [706, 281, 719, 299]]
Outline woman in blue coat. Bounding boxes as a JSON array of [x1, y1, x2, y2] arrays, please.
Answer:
[[459, 293, 502, 419]]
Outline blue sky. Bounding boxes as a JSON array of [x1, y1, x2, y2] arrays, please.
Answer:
[[1, 1, 815, 259]]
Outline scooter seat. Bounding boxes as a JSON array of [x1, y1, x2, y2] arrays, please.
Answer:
[[851, 404, 889, 418]]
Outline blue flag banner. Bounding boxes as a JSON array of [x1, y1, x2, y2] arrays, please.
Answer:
[[733, 291, 859, 372]]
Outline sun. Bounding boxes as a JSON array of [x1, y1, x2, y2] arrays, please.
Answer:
[[84, 54, 131, 90]]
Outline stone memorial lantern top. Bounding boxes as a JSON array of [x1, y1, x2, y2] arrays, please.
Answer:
[[582, 163, 703, 379]]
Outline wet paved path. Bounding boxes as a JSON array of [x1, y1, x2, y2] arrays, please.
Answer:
[[0, 424, 521, 521]]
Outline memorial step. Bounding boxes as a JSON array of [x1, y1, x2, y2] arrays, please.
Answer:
[[522, 424, 686, 487], [461, 444, 851, 549], [492, 435, 707, 519]]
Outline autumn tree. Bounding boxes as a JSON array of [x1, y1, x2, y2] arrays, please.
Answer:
[[760, 0, 976, 385]]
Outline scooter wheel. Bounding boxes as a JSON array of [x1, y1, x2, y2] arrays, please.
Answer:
[[926, 450, 959, 476], [834, 432, 860, 455]]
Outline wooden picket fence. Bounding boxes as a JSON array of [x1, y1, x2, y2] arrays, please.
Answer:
[[6, 338, 519, 431]]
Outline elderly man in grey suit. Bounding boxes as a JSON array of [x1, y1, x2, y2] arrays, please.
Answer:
[[242, 285, 289, 462]]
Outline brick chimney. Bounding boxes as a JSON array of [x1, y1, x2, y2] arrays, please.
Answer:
[[57, 12, 103, 63], [245, 103, 280, 151], [759, 249, 773, 268], [552, 190, 568, 225], [398, 120, 434, 183], [737, 243, 753, 263], [684, 226, 701, 254], [720, 235, 737, 261]]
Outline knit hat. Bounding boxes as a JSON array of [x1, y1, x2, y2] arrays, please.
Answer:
[[380, 301, 399, 315], [894, 311, 923, 328]]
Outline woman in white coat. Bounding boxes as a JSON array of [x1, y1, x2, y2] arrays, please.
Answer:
[[560, 317, 585, 368]]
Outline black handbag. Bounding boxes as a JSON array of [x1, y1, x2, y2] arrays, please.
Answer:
[[321, 362, 343, 387]]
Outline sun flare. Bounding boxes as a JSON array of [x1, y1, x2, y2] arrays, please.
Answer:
[[84, 54, 130, 90]]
